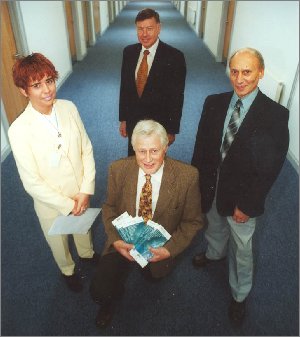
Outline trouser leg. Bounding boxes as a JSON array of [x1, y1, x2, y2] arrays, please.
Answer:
[[227, 216, 256, 302], [90, 252, 131, 304], [205, 198, 230, 260], [39, 217, 75, 275], [73, 231, 94, 258], [126, 122, 136, 156]]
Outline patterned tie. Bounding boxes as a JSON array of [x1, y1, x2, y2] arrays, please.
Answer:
[[221, 99, 242, 161], [138, 174, 152, 223], [136, 50, 150, 97]]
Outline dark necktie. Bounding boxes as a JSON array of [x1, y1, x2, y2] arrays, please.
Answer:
[[221, 99, 242, 161], [136, 50, 150, 97], [138, 174, 152, 223]]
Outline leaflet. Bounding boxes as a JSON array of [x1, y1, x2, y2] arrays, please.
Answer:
[[48, 208, 101, 235], [112, 212, 171, 268]]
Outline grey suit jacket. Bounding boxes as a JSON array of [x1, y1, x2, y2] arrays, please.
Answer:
[[102, 156, 203, 277]]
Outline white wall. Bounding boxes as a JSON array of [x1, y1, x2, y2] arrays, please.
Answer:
[[179, 1, 185, 16], [187, 1, 198, 29], [100, 1, 110, 34], [203, 1, 224, 58], [194, 1, 201, 35], [228, 1, 299, 166], [19, 1, 72, 87]]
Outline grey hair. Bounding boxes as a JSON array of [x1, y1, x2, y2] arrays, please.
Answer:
[[131, 120, 169, 150], [229, 47, 265, 69]]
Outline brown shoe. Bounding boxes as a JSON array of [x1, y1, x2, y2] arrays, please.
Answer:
[[95, 302, 115, 328], [192, 252, 226, 268]]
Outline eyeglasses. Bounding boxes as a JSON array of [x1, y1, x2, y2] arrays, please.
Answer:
[[28, 77, 55, 89]]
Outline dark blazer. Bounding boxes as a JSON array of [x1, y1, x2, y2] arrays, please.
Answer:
[[119, 40, 186, 135], [191, 90, 289, 218], [101, 156, 203, 278]]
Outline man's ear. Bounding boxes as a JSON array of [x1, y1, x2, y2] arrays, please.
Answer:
[[19, 88, 28, 97], [259, 68, 264, 79]]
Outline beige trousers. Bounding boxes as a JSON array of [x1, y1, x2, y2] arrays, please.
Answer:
[[39, 216, 95, 275]]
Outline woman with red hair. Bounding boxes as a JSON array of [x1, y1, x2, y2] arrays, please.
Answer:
[[8, 53, 98, 292]]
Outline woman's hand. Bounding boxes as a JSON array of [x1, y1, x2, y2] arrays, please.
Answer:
[[72, 193, 90, 216]]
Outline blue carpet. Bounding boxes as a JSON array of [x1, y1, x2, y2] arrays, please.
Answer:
[[1, 1, 298, 335]]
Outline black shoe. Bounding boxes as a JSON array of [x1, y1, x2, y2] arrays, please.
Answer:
[[192, 252, 225, 268], [79, 252, 100, 264], [229, 298, 246, 325], [95, 302, 115, 328], [62, 273, 83, 292]]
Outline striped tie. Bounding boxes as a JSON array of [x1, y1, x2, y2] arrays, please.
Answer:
[[136, 50, 150, 97], [138, 174, 152, 223], [221, 99, 242, 161]]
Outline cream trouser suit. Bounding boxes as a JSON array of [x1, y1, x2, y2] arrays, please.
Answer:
[[8, 99, 96, 275]]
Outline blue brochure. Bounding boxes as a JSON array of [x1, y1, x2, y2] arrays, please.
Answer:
[[112, 212, 171, 268]]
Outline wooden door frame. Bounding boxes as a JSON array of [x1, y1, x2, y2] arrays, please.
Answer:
[[93, 1, 101, 36], [6, 2, 29, 56], [64, 1, 77, 61], [1, 2, 28, 129]]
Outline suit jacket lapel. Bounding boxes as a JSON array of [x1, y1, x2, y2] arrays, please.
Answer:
[[26, 104, 58, 151], [153, 157, 176, 221], [123, 159, 139, 216], [145, 40, 163, 89], [130, 44, 142, 82], [233, 90, 264, 145]]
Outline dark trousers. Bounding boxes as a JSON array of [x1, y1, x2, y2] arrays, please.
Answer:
[[126, 122, 135, 156], [90, 252, 131, 304]]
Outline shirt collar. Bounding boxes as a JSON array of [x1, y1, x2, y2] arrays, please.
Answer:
[[138, 161, 164, 180], [231, 88, 259, 112], [141, 38, 159, 55]]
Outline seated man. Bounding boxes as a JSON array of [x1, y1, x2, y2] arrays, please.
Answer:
[[90, 120, 204, 328]]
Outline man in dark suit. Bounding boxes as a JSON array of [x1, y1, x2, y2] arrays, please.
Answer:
[[191, 48, 289, 325], [119, 8, 186, 155], [90, 120, 203, 328]]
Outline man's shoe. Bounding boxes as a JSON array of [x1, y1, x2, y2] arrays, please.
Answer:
[[79, 252, 100, 264], [62, 273, 83, 292], [95, 302, 115, 328], [229, 298, 246, 325], [192, 252, 225, 268]]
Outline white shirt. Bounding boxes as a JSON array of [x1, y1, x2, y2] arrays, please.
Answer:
[[36, 105, 63, 150], [135, 38, 160, 79], [135, 162, 164, 217]]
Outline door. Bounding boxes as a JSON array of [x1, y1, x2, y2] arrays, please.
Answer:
[[93, 1, 101, 36], [222, 0, 235, 62], [81, 1, 89, 46], [1, 2, 27, 125], [65, 1, 76, 61]]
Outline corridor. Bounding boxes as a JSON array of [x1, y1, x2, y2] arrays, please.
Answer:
[[1, 2, 298, 336]]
